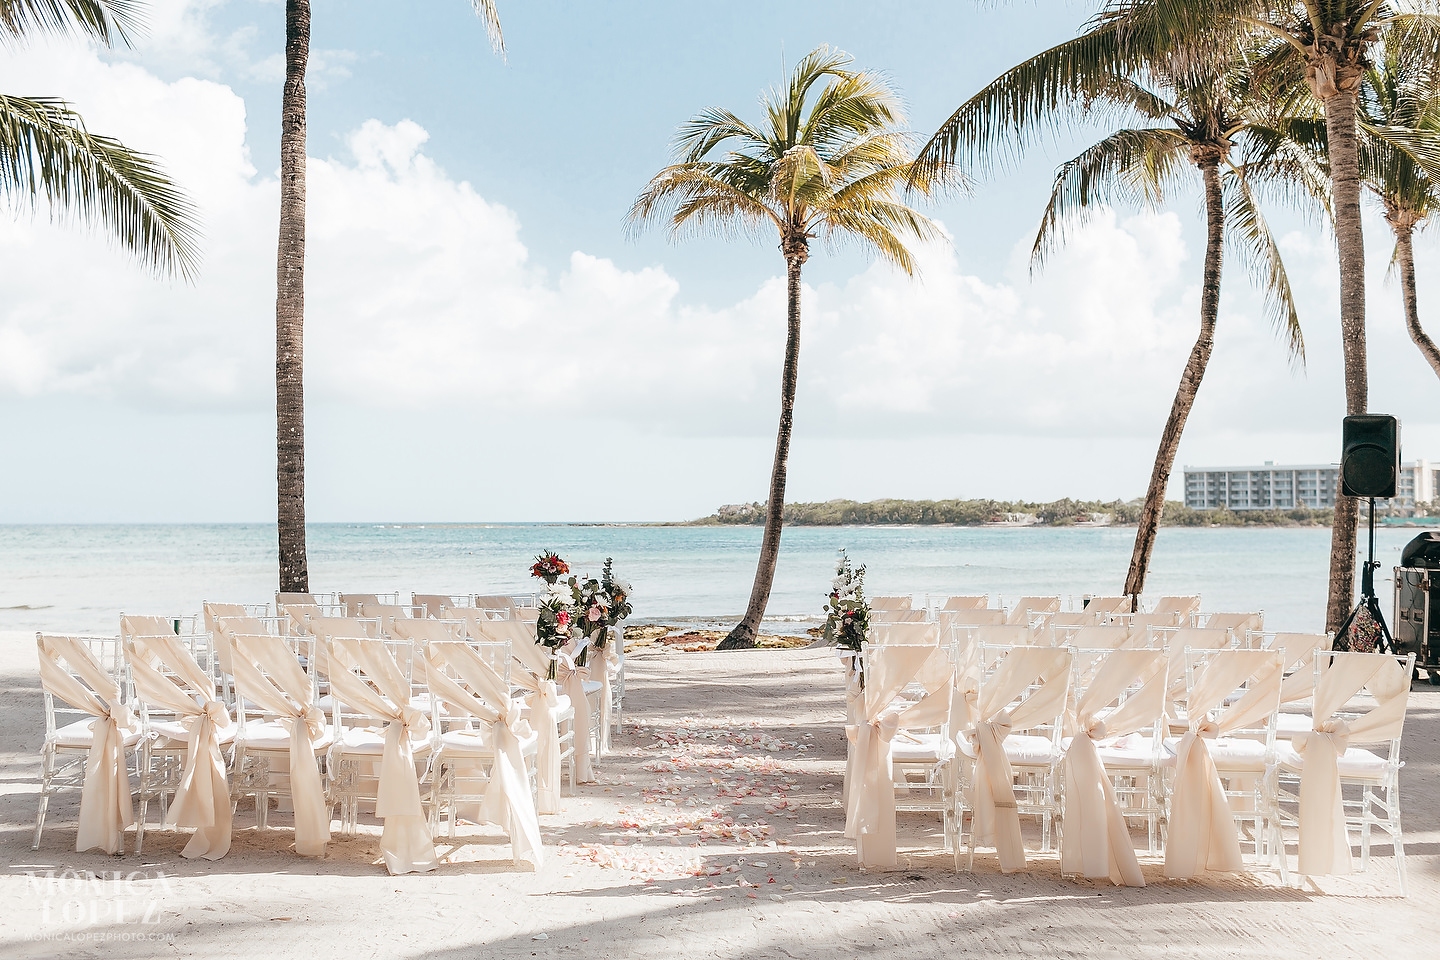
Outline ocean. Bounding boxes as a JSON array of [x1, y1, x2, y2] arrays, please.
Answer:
[[1, 522, 1434, 637]]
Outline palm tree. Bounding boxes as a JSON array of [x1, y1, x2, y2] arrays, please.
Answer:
[[1, 0, 199, 277], [274, 0, 503, 593], [630, 46, 949, 649], [915, 17, 1317, 608], [1357, 30, 1440, 382]]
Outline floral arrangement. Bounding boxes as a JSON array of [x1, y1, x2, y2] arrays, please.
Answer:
[[531, 550, 570, 585], [822, 549, 870, 653], [527, 552, 635, 674]]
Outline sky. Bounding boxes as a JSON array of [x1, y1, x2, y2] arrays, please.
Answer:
[[1, 0, 1439, 523]]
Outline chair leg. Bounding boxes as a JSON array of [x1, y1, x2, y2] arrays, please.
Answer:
[[1360, 786, 1374, 871], [32, 746, 55, 851], [1389, 782, 1407, 898]]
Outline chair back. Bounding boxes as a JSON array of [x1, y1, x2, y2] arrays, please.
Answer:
[[869, 595, 911, 611], [1270, 632, 1332, 702], [358, 603, 421, 635], [868, 621, 940, 648], [964, 624, 1034, 648], [939, 609, 1005, 631], [871, 608, 928, 623], [1166, 627, 1232, 653], [1049, 611, 1102, 628], [1082, 596, 1131, 617], [468, 616, 548, 678], [411, 594, 458, 618], [36, 634, 128, 735], [941, 596, 988, 611], [471, 595, 519, 618], [1006, 596, 1060, 625], [1202, 612, 1263, 636], [1153, 595, 1201, 621], [1057, 625, 1134, 649]]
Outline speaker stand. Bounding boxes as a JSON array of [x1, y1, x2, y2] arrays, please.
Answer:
[[1335, 496, 1395, 653]]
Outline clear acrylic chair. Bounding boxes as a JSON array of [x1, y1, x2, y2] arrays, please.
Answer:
[[33, 634, 140, 854]]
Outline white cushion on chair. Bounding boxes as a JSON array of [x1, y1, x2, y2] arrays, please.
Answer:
[[439, 727, 538, 758], [1094, 733, 1156, 768], [960, 733, 1059, 765], [1200, 736, 1267, 773], [582, 680, 603, 696], [1277, 743, 1390, 781], [236, 719, 333, 751], [1275, 713, 1314, 739], [53, 718, 142, 749], [335, 726, 430, 757], [148, 719, 237, 747], [890, 732, 955, 763]]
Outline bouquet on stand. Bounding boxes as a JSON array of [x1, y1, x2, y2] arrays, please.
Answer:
[[531, 551, 570, 586], [822, 549, 870, 688], [602, 558, 632, 638], [532, 550, 573, 679], [529, 552, 635, 676]]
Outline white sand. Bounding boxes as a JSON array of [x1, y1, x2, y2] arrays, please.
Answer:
[[0, 629, 1434, 958]]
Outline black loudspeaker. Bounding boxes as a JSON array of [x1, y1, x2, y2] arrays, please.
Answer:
[[1341, 414, 1400, 498]]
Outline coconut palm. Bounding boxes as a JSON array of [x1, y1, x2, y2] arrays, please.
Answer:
[[274, 0, 503, 592], [1, 0, 199, 277], [1357, 30, 1440, 381], [630, 46, 950, 649], [915, 16, 1321, 608]]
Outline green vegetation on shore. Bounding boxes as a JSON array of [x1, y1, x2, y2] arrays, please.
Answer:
[[689, 499, 1334, 528]]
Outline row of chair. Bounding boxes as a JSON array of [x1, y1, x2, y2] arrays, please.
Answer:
[[842, 620, 1413, 894], [33, 590, 626, 875]]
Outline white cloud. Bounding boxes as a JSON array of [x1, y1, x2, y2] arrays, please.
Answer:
[[5, 26, 1440, 523]]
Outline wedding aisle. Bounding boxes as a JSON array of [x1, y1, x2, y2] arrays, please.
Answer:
[[0, 638, 1435, 958]]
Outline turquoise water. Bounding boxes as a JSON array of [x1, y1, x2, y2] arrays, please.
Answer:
[[0, 523, 1432, 636]]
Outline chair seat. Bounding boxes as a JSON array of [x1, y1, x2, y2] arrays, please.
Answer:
[[236, 719, 334, 752], [437, 728, 539, 758], [582, 680, 604, 696], [149, 718, 238, 747], [1094, 733, 1157, 768], [1164, 736, 1269, 772], [334, 726, 431, 757], [958, 733, 1059, 766], [1277, 743, 1391, 781], [53, 717, 143, 749], [1275, 713, 1314, 738], [891, 732, 955, 763]]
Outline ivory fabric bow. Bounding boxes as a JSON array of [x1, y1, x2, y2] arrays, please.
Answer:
[[36, 635, 136, 855], [228, 634, 332, 858], [555, 645, 595, 784], [511, 670, 564, 815], [129, 635, 234, 860], [327, 638, 437, 875], [1163, 651, 1282, 880], [1295, 652, 1408, 877], [844, 712, 902, 868], [1060, 648, 1167, 887]]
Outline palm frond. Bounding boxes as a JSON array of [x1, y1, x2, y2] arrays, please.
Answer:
[[0, 94, 201, 279], [1032, 127, 1188, 269], [0, 0, 139, 46], [626, 162, 781, 240], [1223, 172, 1306, 365], [467, 0, 504, 57]]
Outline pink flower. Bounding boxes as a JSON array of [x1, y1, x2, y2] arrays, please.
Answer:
[[588, 606, 602, 622]]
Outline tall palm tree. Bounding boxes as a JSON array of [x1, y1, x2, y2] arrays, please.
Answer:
[[630, 46, 950, 649], [1357, 29, 1440, 382], [274, 0, 503, 593], [915, 17, 1317, 608], [1, 0, 199, 277]]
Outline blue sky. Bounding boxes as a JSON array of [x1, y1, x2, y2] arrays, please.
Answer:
[[1, 0, 1437, 522]]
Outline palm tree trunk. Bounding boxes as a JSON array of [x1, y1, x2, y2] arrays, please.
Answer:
[[719, 248, 806, 650], [1321, 84, 1367, 635], [1123, 156, 1224, 608], [1394, 221, 1440, 379], [275, 0, 310, 593]]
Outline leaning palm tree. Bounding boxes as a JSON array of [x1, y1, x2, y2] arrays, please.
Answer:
[[274, 0, 503, 593], [1357, 29, 1440, 381], [1, 0, 200, 278], [915, 17, 1319, 608], [630, 46, 950, 649]]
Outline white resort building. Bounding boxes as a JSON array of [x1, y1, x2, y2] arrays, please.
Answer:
[[1182, 460, 1438, 514]]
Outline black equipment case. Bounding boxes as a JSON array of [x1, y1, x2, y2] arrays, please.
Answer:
[[1394, 532, 1440, 682]]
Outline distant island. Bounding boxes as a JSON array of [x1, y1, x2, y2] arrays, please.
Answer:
[[685, 498, 1335, 528]]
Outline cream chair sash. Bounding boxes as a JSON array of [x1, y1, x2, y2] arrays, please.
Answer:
[[1061, 649, 1168, 886], [1294, 652, 1409, 876], [36, 635, 135, 855], [228, 634, 331, 857], [510, 668, 564, 815], [967, 646, 1072, 873], [323, 637, 436, 875], [425, 641, 543, 867], [843, 642, 936, 869], [555, 642, 595, 783], [1164, 650, 1282, 879], [128, 635, 233, 860], [1274, 633, 1331, 703]]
